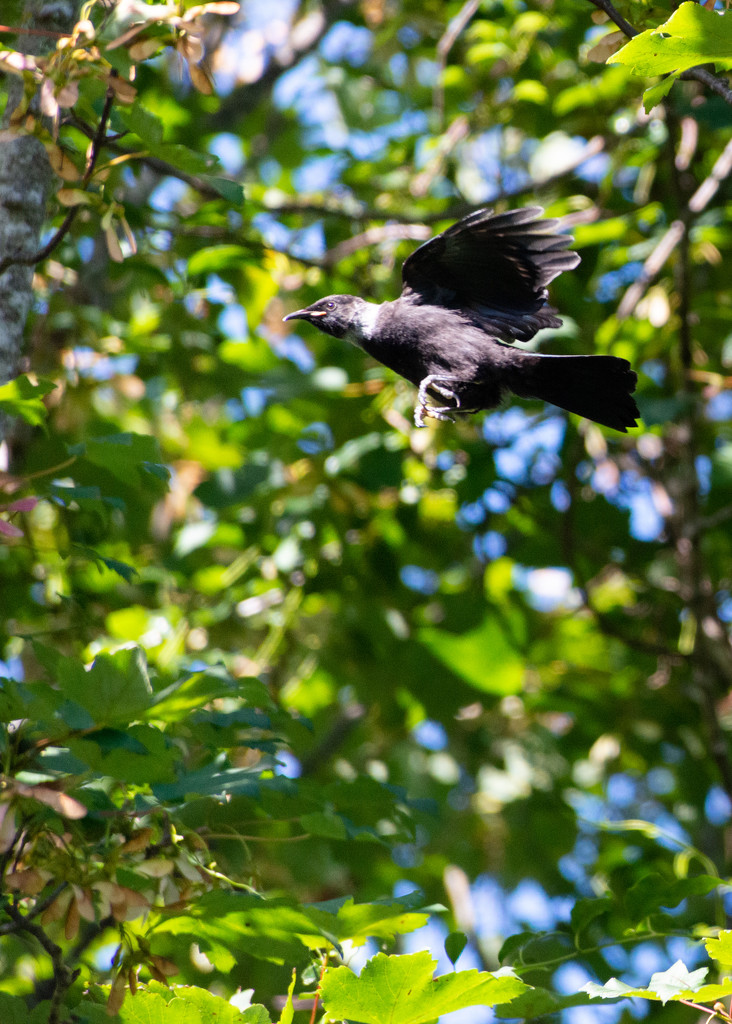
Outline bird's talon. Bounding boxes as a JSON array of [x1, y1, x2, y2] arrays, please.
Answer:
[[414, 402, 457, 427], [414, 374, 463, 427]]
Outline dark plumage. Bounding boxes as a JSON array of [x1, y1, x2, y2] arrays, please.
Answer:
[[283, 207, 639, 432]]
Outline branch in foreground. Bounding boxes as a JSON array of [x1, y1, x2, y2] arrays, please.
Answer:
[[585, 0, 637, 38], [585, 0, 732, 105]]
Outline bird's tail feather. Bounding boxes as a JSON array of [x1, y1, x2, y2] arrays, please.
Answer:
[[509, 354, 639, 432]]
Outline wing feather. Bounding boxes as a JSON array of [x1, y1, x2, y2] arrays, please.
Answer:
[[400, 207, 580, 341]]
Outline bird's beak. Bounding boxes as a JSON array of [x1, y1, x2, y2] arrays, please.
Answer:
[[283, 307, 327, 322]]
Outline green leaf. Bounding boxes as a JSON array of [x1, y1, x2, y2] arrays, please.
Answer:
[[419, 617, 524, 695], [570, 896, 613, 938], [319, 951, 529, 1024], [148, 142, 217, 175], [640, 75, 676, 113], [83, 646, 154, 721], [188, 245, 250, 277], [51, 483, 102, 502], [195, 463, 271, 508], [202, 177, 245, 204], [300, 810, 349, 840], [611, 2, 732, 78], [279, 971, 297, 1024], [154, 892, 318, 969], [111, 986, 271, 1022], [77, 547, 138, 582], [119, 104, 165, 145], [146, 667, 251, 720], [497, 931, 539, 964], [34, 644, 153, 725], [72, 433, 169, 492], [152, 760, 276, 800], [0, 992, 34, 1024], [242, 1008, 272, 1024], [625, 873, 720, 922], [445, 931, 468, 966], [495, 987, 593, 1018], [706, 930, 732, 965], [649, 962, 708, 1004], [306, 894, 430, 946], [68, 723, 178, 783], [0, 375, 56, 428], [0, 678, 30, 723], [583, 963, 732, 1005]]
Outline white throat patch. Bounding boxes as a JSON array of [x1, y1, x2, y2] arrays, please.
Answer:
[[352, 302, 380, 341]]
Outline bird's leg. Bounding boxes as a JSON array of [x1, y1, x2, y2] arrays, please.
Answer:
[[415, 374, 465, 428]]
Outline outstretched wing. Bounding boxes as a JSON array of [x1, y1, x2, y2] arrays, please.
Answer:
[[400, 207, 580, 341]]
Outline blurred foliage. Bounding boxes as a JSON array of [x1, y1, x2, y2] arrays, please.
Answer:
[[3, 0, 732, 1021]]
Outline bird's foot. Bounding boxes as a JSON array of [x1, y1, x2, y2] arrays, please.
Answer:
[[414, 375, 462, 428]]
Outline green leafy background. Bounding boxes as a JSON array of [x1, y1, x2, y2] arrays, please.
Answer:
[[2, 0, 732, 1021]]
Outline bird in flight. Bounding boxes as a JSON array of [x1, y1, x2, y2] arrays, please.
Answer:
[[283, 207, 639, 432]]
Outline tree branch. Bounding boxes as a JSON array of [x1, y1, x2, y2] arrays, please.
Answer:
[[617, 135, 732, 318], [663, 106, 732, 806], [4, 901, 79, 1024], [271, 136, 606, 226], [433, 0, 480, 125], [323, 224, 431, 267], [681, 65, 732, 107], [585, 0, 732, 104], [585, 0, 637, 39], [67, 112, 224, 201]]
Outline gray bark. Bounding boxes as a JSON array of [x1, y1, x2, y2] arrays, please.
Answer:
[[0, 0, 78, 442], [0, 135, 52, 386]]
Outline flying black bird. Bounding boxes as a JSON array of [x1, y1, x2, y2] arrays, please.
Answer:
[[283, 207, 639, 432]]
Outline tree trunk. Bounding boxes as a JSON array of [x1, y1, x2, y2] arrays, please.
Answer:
[[0, 0, 78, 444]]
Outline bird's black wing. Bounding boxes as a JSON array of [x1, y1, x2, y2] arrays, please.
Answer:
[[400, 207, 580, 341]]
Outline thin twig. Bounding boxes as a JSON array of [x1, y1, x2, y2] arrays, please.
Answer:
[[411, 115, 469, 197], [0, 824, 24, 879], [617, 135, 732, 318], [323, 224, 431, 266], [688, 134, 732, 213], [309, 954, 329, 1024], [616, 220, 685, 320], [585, 0, 637, 37], [0, 24, 69, 39], [681, 66, 732, 107], [299, 703, 367, 776], [433, 0, 480, 124], [269, 136, 607, 233], [24, 882, 68, 922], [67, 113, 223, 200], [691, 503, 732, 536], [4, 901, 79, 1024]]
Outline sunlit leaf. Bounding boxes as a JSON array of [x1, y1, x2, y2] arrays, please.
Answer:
[[611, 3, 732, 77], [320, 952, 530, 1024], [0, 376, 55, 428]]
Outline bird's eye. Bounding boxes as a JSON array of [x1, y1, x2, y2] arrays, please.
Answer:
[[326, 301, 335, 310]]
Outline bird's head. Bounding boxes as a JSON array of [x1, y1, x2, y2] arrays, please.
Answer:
[[283, 294, 370, 341]]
